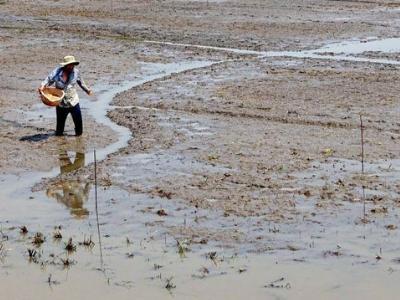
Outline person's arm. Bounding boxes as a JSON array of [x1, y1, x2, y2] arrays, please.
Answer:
[[38, 67, 60, 93], [76, 70, 93, 96]]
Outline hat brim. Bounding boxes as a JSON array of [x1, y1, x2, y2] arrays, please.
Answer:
[[60, 61, 80, 67]]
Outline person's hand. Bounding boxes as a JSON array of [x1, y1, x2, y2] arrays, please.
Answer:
[[38, 86, 44, 94], [87, 90, 94, 96]]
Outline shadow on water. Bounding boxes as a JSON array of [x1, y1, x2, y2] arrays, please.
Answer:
[[46, 151, 91, 219], [20, 133, 54, 142], [19, 132, 80, 142]]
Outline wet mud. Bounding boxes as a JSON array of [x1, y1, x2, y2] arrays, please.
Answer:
[[1, 0, 400, 299]]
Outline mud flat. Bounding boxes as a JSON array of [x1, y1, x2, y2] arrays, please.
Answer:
[[1, 0, 400, 299]]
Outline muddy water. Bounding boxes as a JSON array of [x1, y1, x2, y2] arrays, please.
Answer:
[[311, 37, 400, 55], [2, 247, 400, 300]]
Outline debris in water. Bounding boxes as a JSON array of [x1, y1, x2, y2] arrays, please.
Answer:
[[357, 217, 370, 224], [264, 277, 291, 289], [101, 174, 113, 187], [322, 148, 334, 156], [385, 224, 397, 230], [323, 250, 341, 257], [32, 232, 45, 246], [287, 245, 300, 251], [198, 238, 208, 244], [156, 209, 168, 216], [20, 226, 28, 235], [192, 266, 209, 279], [370, 207, 388, 214], [154, 188, 172, 199], [207, 154, 219, 161]]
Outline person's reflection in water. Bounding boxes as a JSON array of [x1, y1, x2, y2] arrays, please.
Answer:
[[46, 151, 91, 219]]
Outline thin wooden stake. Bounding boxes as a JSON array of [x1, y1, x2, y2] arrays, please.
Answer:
[[94, 149, 104, 268], [360, 114, 366, 220], [360, 114, 365, 174]]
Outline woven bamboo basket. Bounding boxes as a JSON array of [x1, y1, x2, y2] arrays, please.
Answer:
[[40, 87, 64, 107]]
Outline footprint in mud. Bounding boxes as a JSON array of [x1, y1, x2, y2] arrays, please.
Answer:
[[46, 151, 91, 218]]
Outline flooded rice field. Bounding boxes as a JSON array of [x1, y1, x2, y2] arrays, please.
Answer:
[[1, 0, 400, 299]]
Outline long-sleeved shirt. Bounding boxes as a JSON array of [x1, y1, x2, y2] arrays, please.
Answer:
[[41, 66, 90, 107]]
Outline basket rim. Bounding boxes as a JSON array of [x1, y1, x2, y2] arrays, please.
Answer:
[[40, 88, 65, 101]]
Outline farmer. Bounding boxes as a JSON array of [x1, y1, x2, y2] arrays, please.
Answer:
[[38, 55, 93, 136]]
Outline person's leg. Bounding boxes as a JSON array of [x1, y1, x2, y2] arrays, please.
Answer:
[[56, 106, 69, 136], [70, 103, 83, 136]]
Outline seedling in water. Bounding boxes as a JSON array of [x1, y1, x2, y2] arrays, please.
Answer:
[[176, 239, 190, 258], [28, 248, 37, 258], [165, 277, 176, 291], [32, 232, 45, 246], [0, 242, 6, 262], [207, 251, 220, 266], [0, 230, 8, 241], [65, 238, 76, 253], [60, 257, 75, 268], [192, 266, 209, 279], [208, 251, 217, 260], [27, 248, 40, 263], [53, 231, 62, 240], [79, 235, 95, 248], [47, 274, 60, 286]]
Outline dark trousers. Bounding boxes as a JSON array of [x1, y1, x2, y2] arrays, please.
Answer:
[[56, 104, 83, 136]]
